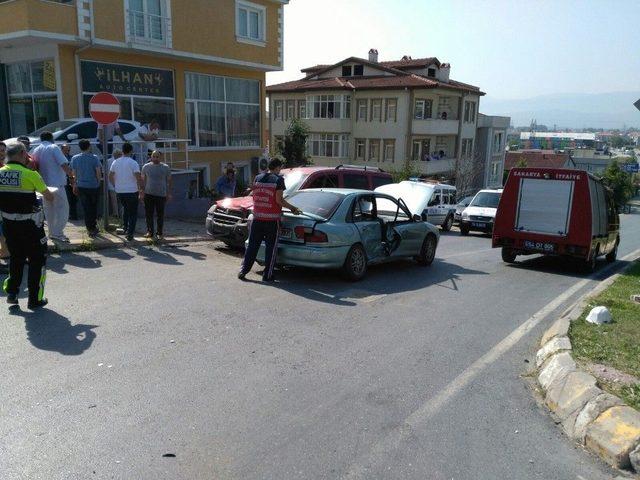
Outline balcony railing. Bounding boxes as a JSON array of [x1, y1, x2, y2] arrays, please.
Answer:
[[412, 118, 459, 136], [127, 9, 171, 47]]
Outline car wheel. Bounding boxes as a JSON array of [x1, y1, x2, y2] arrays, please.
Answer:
[[606, 240, 618, 263], [416, 234, 437, 266], [501, 247, 517, 263], [441, 215, 453, 232], [460, 226, 470, 236], [343, 244, 367, 281]]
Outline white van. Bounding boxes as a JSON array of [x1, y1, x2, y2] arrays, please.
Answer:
[[375, 181, 457, 231], [459, 188, 503, 236]]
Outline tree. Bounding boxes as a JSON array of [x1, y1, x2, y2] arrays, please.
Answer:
[[281, 118, 310, 168], [609, 136, 633, 149], [392, 162, 422, 183], [599, 161, 635, 207]]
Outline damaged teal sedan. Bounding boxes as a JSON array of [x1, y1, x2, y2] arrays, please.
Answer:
[[255, 189, 440, 281]]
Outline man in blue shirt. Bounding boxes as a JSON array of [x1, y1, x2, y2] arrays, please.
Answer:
[[215, 162, 237, 198], [71, 139, 102, 237]]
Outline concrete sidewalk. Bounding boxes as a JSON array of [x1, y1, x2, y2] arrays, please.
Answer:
[[47, 217, 211, 253]]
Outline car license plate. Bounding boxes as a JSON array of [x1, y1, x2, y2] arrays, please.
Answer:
[[471, 222, 486, 228], [524, 240, 555, 252], [279, 228, 292, 239]]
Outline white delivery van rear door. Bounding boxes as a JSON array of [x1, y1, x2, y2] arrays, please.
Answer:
[[515, 178, 574, 236]]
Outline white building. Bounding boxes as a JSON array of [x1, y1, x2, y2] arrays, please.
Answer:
[[267, 50, 484, 182], [474, 114, 510, 190]]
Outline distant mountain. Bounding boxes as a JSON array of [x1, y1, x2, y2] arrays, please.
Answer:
[[480, 91, 640, 129]]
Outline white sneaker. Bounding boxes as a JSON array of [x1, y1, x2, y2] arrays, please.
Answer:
[[51, 235, 70, 243]]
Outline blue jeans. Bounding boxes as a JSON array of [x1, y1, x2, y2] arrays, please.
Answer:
[[241, 220, 279, 280], [117, 192, 138, 236]]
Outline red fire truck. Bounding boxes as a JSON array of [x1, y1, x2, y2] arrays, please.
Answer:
[[492, 168, 620, 271]]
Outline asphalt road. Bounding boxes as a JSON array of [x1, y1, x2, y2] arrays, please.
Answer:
[[2, 212, 640, 480]]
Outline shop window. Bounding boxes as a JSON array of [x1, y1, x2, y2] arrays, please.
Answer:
[[185, 72, 260, 148], [127, 0, 170, 46], [236, 0, 266, 44], [5, 60, 59, 135]]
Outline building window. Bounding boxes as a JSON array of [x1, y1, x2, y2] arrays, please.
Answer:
[[355, 139, 366, 160], [461, 138, 474, 158], [127, 0, 170, 46], [464, 101, 476, 123], [357, 99, 368, 121], [307, 95, 351, 119], [493, 132, 503, 153], [5, 60, 59, 135], [307, 133, 350, 158], [427, 68, 436, 78], [385, 98, 397, 122], [368, 139, 380, 161], [421, 139, 431, 161], [470, 102, 476, 122], [412, 140, 421, 161], [274, 135, 284, 153], [370, 99, 382, 122], [383, 139, 395, 162], [236, 0, 266, 44], [437, 96, 451, 120], [353, 65, 364, 76], [285, 100, 295, 121], [297, 100, 306, 119], [273, 100, 283, 120], [342, 65, 352, 77], [435, 136, 448, 157], [185, 72, 260, 148], [414, 99, 432, 120]]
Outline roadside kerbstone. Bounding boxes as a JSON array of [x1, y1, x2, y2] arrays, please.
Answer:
[[536, 336, 572, 367], [540, 317, 571, 347], [545, 371, 600, 421], [630, 442, 640, 473], [585, 406, 640, 469], [573, 393, 623, 443], [538, 352, 576, 391]]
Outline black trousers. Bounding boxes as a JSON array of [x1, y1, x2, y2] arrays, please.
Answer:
[[65, 184, 78, 220], [144, 194, 166, 235], [241, 219, 279, 280], [78, 187, 100, 232], [117, 192, 138, 235], [2, 218, 47, 303]]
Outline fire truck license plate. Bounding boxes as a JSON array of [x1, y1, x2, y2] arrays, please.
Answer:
[[524, 240, 555, 252]]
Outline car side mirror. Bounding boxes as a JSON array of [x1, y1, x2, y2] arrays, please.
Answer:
[[67, 133, 78, 141], [413, 214, 422, 222]]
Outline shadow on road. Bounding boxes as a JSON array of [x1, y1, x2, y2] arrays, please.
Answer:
[[160, 244, 207, 260], [134, 246, 184, 266], [47, 252, 102, 274], [9, 307, 97, 355], [507, 255, 634, 280], [256, 258, 488, 306]]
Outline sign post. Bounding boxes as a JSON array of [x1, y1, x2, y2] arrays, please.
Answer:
[[89, 92, 121, 232]]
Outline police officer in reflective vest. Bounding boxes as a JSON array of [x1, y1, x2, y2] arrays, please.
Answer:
[[239, 158, 301, 282], [0, 142, 54, 309]]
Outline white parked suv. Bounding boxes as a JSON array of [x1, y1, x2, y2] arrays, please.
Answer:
[[459, 188, 503, 236], [4, 118, 141, 155]]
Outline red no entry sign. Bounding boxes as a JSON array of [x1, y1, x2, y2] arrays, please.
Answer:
[[89, 92, 120, 125]]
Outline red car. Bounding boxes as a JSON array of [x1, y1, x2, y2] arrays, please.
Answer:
[[492, 167, 620, 271], [206, 165, 393, 248]]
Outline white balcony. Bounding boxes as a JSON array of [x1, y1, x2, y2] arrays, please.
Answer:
[[412, 119, 459, 136], [127, 9, 172, 47]]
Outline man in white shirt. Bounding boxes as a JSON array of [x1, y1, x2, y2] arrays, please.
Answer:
[[109, 143, 143, 242], [107, 148, 123, 218], [136, 120, 160, 166], [31, 131, 74, 242]]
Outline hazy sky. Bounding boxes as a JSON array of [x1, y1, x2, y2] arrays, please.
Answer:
[[267, 0, 640, 100]]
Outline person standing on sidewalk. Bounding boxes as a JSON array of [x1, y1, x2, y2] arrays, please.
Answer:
[[31, 132, 73, 242], [141, 150, 172, 240], [0, 142, 54, 309], [239, 158, 301, 282], [71, 139, 102, 238], [107, 149, 122, 218], [61, 144, 79, 221], [109, 143, 143, 242]]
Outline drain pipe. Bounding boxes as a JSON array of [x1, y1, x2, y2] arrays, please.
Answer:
[[74, 43, 92, 116]]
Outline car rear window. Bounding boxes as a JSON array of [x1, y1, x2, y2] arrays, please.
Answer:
[[343, 174, 369, 190], [372, 175, 392, 189], [287, 191, 344, 220], [470, 192, 501, 208]]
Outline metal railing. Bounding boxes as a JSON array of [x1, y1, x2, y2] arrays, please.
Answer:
[[127, 9, 171, 46]]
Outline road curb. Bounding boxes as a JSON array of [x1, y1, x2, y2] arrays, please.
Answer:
[[48, 234, 212, 254], [536, 260, 640, 475]]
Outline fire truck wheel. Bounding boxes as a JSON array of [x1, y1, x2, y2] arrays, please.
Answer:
[[585, 245, 600, 273], [501, 247, 517, 263], [606, 241, 618, 263], [460, 226, 469, 236]]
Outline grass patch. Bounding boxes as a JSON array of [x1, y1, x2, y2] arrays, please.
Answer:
[[569, 262, 640, 409]]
